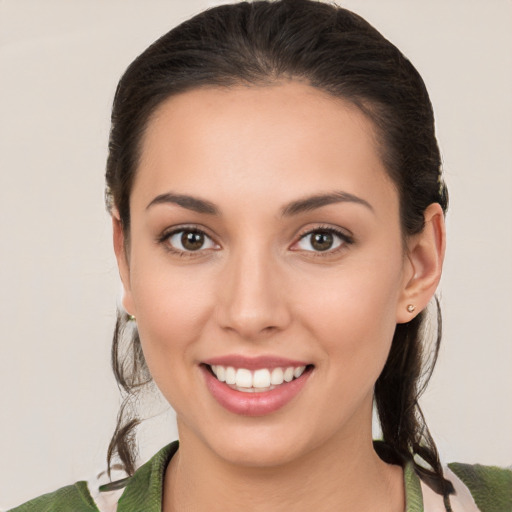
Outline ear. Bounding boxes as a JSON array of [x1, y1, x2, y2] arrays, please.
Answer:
[[396, 203, 446, 323], [112, 210, 136, 317]]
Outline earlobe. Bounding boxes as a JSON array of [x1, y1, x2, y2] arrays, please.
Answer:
[[112, 211, 135, 316], [396, 203, 446, 324]]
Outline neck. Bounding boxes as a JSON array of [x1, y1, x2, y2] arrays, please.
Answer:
[[163, 420, 404, 512]]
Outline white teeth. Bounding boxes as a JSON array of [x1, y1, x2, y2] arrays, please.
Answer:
[[235, 368, 253, 388], [293, 366, 306, 378], [216, 365, 226, 382], [209, 364, 308, 390], [283, 367, 294, 382], [270, 367, 284, 385], [225, 366, 236, 385], [253, 369, 271, 388]]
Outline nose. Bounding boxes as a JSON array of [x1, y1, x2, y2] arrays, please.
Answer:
[[215, 243, 291, 341]]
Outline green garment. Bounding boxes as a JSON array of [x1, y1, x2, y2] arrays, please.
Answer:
[[8, 442, 511, 512]]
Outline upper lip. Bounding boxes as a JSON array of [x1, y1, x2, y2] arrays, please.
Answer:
[[202, 355, 311, 370]]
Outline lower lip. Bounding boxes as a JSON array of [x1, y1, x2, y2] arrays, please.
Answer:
[[202, 366, 312, 416]]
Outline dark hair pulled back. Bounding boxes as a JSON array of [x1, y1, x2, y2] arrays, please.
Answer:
[[105, 0, 452, 506]]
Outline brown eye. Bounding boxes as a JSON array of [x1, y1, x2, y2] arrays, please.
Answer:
[[294, 228, 350, 253], [310, 231, 334, 251], [181, 231, 205, 251], [165, 229, 218, 253]]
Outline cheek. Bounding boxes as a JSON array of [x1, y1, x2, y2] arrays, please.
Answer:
[[291, 268, 401, 435], [128, 258, 215, 381], [295, 254, 403, 372]]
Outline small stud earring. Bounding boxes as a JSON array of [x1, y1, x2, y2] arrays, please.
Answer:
[[407, 304, 416, 313], [128, 314, 136, 322]]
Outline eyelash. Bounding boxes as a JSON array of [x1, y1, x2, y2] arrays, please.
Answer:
[[294, 225, 354, 256], [157, 224, 354, 258], [157, 225, 218, 258]]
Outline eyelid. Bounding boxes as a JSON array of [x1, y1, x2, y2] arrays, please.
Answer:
[[158, 224, 220, 255], [157, 223, 353, 257], [290, 224, 354, 254]]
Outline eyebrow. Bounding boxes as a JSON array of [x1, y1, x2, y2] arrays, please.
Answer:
[[280, 191, 374, 216], [146, 193, 219, 215], [146, 190, 373, 216]]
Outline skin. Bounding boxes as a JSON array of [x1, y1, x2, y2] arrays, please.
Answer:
[[113, 81, 445, 511]]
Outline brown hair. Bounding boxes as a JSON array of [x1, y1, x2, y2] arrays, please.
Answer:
[[105, 0, 452, 507]]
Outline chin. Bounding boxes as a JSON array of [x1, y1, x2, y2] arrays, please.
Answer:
[[179, 414, 312, 469], [216, 436, 308, 469]]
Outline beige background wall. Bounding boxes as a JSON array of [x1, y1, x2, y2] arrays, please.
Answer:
[[1, 0, 511, 508]]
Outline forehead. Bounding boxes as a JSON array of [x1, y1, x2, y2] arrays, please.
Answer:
[[134, 81, 397, 216]]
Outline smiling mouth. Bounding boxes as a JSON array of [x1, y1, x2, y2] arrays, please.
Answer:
[[205, 364, 313, 393]]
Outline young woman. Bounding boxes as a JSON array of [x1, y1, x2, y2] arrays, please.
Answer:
[[8, 1, 510, 511]]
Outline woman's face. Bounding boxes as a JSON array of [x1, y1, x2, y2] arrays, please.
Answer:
[[117, 81, 415, 467]]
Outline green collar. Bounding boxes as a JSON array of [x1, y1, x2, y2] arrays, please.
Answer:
[[116, 441, 424, 511], [404, 458, 424, 511], [116, 441, 178, 512]]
